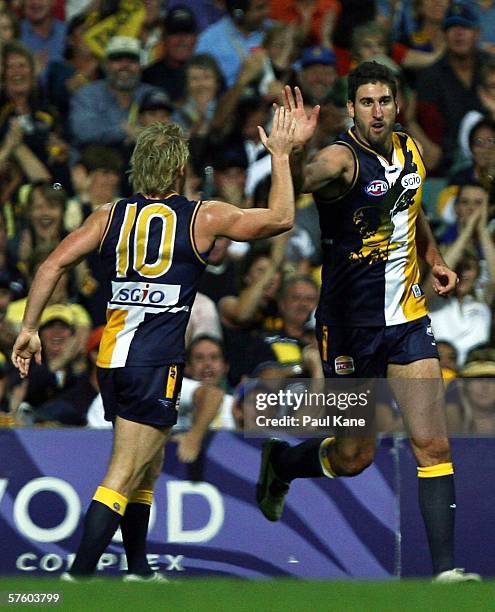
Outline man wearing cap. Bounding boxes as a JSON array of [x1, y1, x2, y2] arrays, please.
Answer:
[[142, 7, 198, 102], [414, 1, 491, 173], [70, 36, 159, 151], [296, 46, 338, 106], [138, 91, 175, 127], [16, 304, 83, 422]]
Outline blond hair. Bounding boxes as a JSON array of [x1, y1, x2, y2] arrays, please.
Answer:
[[129, 122, 189, 194]]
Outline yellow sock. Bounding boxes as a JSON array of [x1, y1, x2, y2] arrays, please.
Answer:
[[319, 437, 337, 478], [93, 486, 128, 516], [129, 488, 153, 506], [417, 462, 454, 478]]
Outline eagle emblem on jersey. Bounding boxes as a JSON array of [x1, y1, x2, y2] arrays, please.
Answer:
[[350, 144, 421, 264]]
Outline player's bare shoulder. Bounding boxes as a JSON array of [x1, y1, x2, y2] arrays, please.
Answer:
[[307, 142, 357, 201]]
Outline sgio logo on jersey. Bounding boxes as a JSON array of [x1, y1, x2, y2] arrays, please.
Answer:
[[401, 172, 422, 190], [110, 281, 180, 307]]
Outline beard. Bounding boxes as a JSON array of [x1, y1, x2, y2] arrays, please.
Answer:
[[108, 71, 140, 92]]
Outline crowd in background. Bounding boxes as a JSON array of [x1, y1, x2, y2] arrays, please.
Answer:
[[0, 0, 494, 442]]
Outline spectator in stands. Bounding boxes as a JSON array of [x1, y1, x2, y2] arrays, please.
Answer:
[[65, 145, 124, 230], [472, 0, 495, 53], [21, 0, 66, 76], [64, 145, 124, 326], [210, 146, 249, 209], [142, 6, 198, 102], [213, 96, 271, 205], [437, 118, 495, 224], [458, 59, 495, 161], [15, 304, 85, 423], [392, 0, 449, 72], [269, 0, 340, 49], [6, 245, 92, 361], [195, 0, 271, 88], [0, 41, 68, 186], [220, 237, 284, 332], [451, 118, 495, 193], [173, 54, 224, 169], [0, 270, 18, 355], [0, 7, 20, 46], [137, 90, 174, 128], [185, 291, 223, 345], [44, 14, 102, 124], [414, 1, 489, 173], [446, 347, 495, 434], [197, 237, 239, 304], [440, 184, 495, 273], [167, 0, 226, 33], [428, 249, 492, 365], [175, 334, 235, 456], [260, 274, 322, 377], [296, 46, 338, 106], [69, 36, 157, 151], [437, 340, 460, 382], [139, 0, 165, 67], [14, 181, 66, 270]]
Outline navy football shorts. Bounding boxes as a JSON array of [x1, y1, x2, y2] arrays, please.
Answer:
[[316, 315, 439, 378], [97, 363, 184, 428]]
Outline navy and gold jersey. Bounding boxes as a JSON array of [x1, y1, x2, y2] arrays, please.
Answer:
[[96, 193, 207, 368], [315, 128, 428, 327]]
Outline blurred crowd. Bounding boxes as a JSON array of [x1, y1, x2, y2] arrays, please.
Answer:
[[0, 0, 494, 442]]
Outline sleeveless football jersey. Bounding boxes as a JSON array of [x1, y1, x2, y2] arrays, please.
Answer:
[[96, 193, 207, 368], [315, 128, 428, 327]]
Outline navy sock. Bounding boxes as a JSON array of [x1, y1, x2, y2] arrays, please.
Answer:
[[418, 474, 456, 574]]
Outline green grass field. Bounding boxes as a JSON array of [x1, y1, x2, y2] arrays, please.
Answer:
[[0, 578, 494, 612]]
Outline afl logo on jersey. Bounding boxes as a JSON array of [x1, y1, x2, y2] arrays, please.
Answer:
[[365, 180, 389, 196], [401, 172, 422, 190]]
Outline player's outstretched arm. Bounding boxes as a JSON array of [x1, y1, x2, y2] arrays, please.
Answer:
[[12, 204, 111, 378], [282, 86, 353, 196], [196, 106, 296, 242]]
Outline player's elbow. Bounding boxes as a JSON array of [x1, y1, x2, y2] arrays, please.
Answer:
[[275, 215, 294, 233]]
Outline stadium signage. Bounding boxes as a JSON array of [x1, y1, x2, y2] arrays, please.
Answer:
[[0, 477, 224, 547]]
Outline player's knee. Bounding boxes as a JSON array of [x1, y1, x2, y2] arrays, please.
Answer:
[[334, 445, 374, 476], [413, 437, 451, 466]]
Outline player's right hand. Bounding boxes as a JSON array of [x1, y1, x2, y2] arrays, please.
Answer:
[[431, 263, 458, 297], [283, 85, 320, 147], [11, 329, 42, 378], [258, 106, 296, 157]]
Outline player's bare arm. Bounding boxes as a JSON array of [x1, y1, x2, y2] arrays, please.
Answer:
[[195, 106, 296, 247], [416, 208, 457, 297], [282, 85, 354, 196], [12, 203, 112, 378]]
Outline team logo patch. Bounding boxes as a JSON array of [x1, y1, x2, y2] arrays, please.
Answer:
[[412, 283, 423, 298], [365, 180, 389, 196], [113, 502, 121, 511], [401, 172, 422, 190], [335, 355, 355, 375], [426, 325, 434, 337]]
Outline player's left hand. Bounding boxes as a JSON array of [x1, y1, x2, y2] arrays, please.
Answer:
[[11, 329, 42, 378], [173, 431, 202, 463], [283, 85, 320, 147], [431, 263, 458, 297]]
